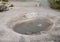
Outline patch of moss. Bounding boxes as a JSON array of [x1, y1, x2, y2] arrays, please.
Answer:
[[49, 0, 60, 9], [0, 3, 8, 12], [9, 4, 14, 7], [0, 0, 8, 2]]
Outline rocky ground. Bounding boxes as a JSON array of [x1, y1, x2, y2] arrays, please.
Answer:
[[0, 0, 60, 42]]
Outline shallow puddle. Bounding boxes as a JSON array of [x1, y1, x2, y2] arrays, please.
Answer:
[[13, 18, 53, 35]]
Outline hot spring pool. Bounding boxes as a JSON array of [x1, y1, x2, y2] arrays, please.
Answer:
[[13, 18, 53, 35]]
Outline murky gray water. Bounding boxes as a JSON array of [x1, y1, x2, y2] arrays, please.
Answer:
[[13, 18, 52, 35]]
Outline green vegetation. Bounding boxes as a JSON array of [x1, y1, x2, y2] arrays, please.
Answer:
[[0, 3, 8, 12], [0, 0, 8, 2], [9, 4, 14, 7], [49, 0, 60, 9]]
